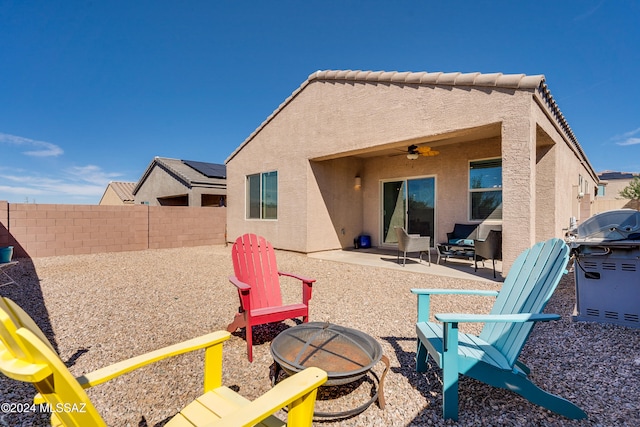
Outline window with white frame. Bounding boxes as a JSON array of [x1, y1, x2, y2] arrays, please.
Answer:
[[246, 171, 278, 219], [469, 159, 502, 220], [597, 184, 606, 197]]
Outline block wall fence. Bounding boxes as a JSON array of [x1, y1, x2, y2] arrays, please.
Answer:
[[0, 201, 226, 258]]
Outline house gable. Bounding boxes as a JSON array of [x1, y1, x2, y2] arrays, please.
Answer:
[[133, 157, 226, 206]]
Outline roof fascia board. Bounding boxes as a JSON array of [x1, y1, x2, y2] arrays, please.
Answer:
[[132, 158, 160, 195]]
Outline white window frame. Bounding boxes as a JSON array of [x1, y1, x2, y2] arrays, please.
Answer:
[[246, 171, 278, 220], [469, 158, 502, 221]]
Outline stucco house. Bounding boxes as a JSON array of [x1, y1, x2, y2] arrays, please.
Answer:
[[99, 181, 136, 205], [595, 171, 640, 212], [133, 157, 226, 206], [225, 69, 598, 273]]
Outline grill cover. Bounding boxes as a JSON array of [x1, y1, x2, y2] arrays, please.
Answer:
[[569, 209, 640, 246], [569, 210, 640, 328]]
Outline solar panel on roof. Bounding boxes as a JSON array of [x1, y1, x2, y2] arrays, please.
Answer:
[[599, 172, 634, 180], [182, 160, 226, 178]]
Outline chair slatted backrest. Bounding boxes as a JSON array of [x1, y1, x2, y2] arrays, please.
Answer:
[[479, 238, 569, 367], [0, 298, 56, 355], [0, 298, 105, 426], [231, 234, 283, 309]]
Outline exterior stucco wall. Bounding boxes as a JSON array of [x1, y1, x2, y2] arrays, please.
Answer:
[[135, 166, 190, 206], [598, 178, 634, 200], [99, 186, 126, 205], [594, 177, 639, 212], [532, 101, 598, 237], [228, 81, 525, 252], [534, 129, 557, 242], [227, 77, 593, 273], [226, 109, 312, 250], [134, 167, 225, 207], [308, 157, 364, 251], [298, 82, 521, 159], [361, 137, 502, 247]]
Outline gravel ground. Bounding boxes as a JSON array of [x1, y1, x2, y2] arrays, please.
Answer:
[[0, 245, 638, 427]]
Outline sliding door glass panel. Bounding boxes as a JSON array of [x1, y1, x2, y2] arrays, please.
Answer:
[[382, 181, 406, 244], [407, 177, 435, 243]]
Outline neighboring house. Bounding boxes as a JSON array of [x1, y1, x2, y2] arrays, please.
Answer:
[[594, 171, 640, 213], [133, 157, 226, 206], [225, 69, 598, 273], [99, 181, 136, 205]]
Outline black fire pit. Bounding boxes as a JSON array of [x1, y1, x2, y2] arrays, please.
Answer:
[[270, 322, 389, 418]]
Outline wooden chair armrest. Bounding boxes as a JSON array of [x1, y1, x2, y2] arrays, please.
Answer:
[[208, 367, 328, 427], [229, 276, 251, 291], [435, 313, 561, 323], [411, 289, 499, 297], [76, 331, 230, 388], [278, 271, 316, 284], [280, 272, 315, 305], [412, 289, 499, 323]]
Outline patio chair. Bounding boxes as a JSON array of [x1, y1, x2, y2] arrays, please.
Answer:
[[473, 229, 502, 278], [411, 238, 586, 421], [0, 297, 327, 427], [394, 227, 431, 266], [227, 233, 315, 362]]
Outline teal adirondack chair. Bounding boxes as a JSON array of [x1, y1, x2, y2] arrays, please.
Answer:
[[411, 238, 587, 421]]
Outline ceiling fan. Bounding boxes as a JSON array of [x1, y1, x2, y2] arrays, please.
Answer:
[[394, 144, 440, 160]]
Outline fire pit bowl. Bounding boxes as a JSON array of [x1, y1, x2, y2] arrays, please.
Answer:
[[270, 322, 383, 387]]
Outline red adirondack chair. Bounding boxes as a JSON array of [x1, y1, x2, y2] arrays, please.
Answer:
[[227, 234, 315, 362]]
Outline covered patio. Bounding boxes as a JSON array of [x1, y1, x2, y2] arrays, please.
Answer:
[[226, 70, 599, 276]]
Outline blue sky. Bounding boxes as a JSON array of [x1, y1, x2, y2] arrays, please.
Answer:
[[1, 0, 639, 204]]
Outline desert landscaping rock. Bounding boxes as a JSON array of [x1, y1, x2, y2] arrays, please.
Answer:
[[0, 245, 637, 426]]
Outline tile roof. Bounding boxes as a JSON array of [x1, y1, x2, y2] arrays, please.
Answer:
[[109, 181, 136, 203], [133, 157, 226, 195], [226, 69, 595, 178], [309, 70, 544, 88]]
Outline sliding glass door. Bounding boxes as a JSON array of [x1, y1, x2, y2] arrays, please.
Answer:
[[382, 177, 435, 245]]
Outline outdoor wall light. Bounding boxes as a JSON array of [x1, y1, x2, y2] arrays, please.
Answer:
[[355, 176, 362, 189]]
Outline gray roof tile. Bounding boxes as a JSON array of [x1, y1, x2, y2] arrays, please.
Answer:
[[109, 181, 135, 203]]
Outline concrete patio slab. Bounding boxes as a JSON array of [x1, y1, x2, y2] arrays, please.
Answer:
[[308, 247, 503, 283]]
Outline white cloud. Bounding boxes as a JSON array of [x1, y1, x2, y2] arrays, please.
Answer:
[[621, 128, 640, 138], [0, 132, 64, 157], [574, 1, 604, 21], [617, 138, 640, 146], [0, 165, 123, 202], [612, 128, 640, 146], [65, 165, 122, 185], [0, 184, 45, 196]]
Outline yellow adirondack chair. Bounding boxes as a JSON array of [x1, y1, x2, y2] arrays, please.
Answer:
[[0, 297, 327, 426]]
